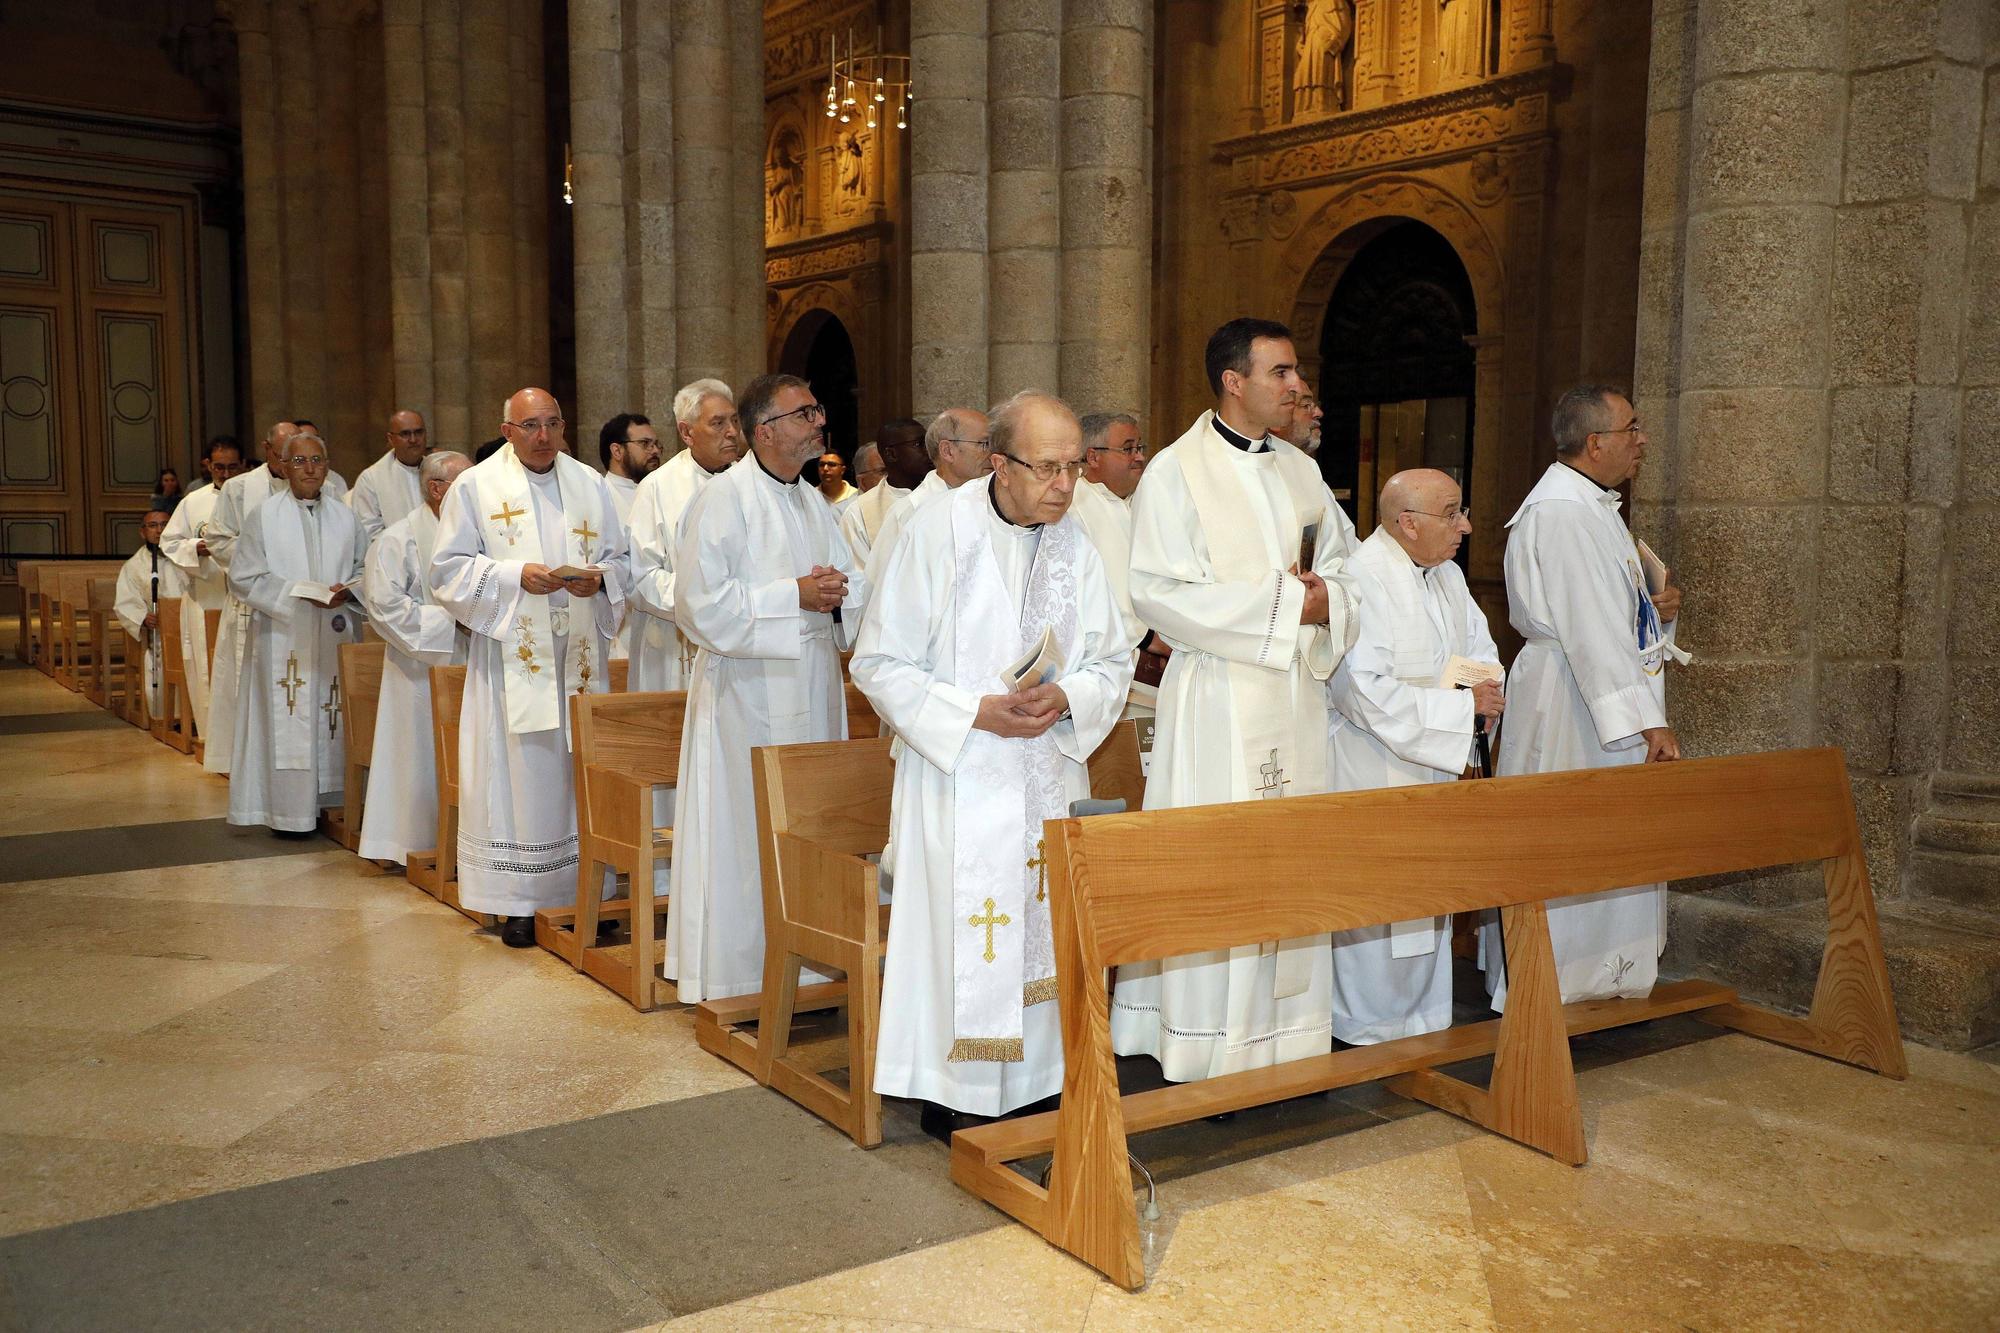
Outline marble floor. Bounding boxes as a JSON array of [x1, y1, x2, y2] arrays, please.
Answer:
[[0, 654, 1996, 1330]]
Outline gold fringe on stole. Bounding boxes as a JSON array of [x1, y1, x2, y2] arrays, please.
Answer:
[[1022, 975, 1059, 1006], [948, 1036, 1025, 1064]]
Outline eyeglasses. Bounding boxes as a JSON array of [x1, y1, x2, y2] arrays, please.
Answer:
[[1595, 421, 1643, 437], [760, 402, 827, 428], [287, 456, 329, 469], [505, 417, 565, 435], [392, 429, 427, 440], [1400, 506, 1470, 523], [998, 453, 1087, 483], [624, 436, 661, 449], [1089, 443, 1145, 458], [941, 436, 991, 450]]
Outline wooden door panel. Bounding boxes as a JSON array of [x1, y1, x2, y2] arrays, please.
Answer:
[[0, 194, 86, 565]]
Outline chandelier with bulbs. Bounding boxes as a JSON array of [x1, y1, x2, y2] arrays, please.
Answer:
[[826, 28, 911, 132]]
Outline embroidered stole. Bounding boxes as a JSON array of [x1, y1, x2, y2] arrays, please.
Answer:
[[946, 486, 1079, 1063], [474, 447, 608, 736], [735, 467, 841, 743], [262, 496, 346, 787]]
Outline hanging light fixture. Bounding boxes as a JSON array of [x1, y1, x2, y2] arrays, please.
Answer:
[[825, 26, 910, 133]]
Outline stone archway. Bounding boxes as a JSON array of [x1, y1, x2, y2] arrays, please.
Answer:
[[776, 305, 861, 461]]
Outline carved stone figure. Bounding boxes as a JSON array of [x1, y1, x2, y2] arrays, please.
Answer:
[[837, 128, 867, 200], [1439, 0, 1492, 86], [1293, 0, 1355, 118], [767, 130, 805, 233]]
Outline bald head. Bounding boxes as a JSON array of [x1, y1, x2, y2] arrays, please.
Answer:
[[388, 409, 430, 466], [421, 450, 470, 513], [1379, 468, 1470, 568], [500, 387, 566, 472]]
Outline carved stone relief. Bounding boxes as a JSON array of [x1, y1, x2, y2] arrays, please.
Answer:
[[1292, 0, 1354, 119], [766, 126, 806, 236]]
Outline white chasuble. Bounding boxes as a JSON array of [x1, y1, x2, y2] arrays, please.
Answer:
[[113, 546, 189, 717], [606, 471, 639, 661], [665, 456, 867, 1002], [356, 504, 467, 864], [627, 449, 723, 694], [837, 480, 907, 571], [858, 471, 949, 628], [350, 450, 424, 544], [854, 478, 1135, 1115], [1108, 411, 1361, 1084], [225, 494, 368, 832], [1327, 526, 1500, 1043], [1484, 462, 1682, 1009], [431, 445, 631, 916], [161, 481, 226, 736]]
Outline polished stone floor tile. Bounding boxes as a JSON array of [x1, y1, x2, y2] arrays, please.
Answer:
[[0, 1050, 349, 1149], [0, 730, 230, 834], [0, 948, 279, 1034]]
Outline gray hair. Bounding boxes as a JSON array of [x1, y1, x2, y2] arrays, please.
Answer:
[[1078, 411, 1138, 452], [283, 429, 325, 453], [853, 442, 882, 470], [673, 377, 735, 428], [1552, 384, 1628, 457], [988, 389, 1078, 459], [420, 450, 469, 487], [925, 407, 981, 462]]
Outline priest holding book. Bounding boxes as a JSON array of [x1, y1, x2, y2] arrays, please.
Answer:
[[852, 390, 1136, 1132], [1327, 468, 1502, 1043]]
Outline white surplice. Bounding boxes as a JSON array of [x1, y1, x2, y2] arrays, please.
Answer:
[[860, 471, 949, 620], [202, 462, 348, 775], [626, 449, 724, 694], [113, 545, 189, 717], [854, 478, 1135, 1114], [226, 494, 369, 831], [160, 481, 227, 736], [1108, 411, 1360, 1083], [1484, 462, 1681, 1008], [356, 504, 468, 864], [837, 480, 908, 573], [431, 446, 631, 917], [349, 451, 424, 544], [1327, 526, 1499, 1043], [665, 455, 868, 1002]]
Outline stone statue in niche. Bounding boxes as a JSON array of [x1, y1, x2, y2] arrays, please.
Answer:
[[1439, 0, 1492, 86], [1292, 0, 1354, 117], [836, 128, 867, 202], [767, 129, 805, 233]]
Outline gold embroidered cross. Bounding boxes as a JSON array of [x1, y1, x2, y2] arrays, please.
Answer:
[[278, 653, 305, 714], [1028, 839, 1049, 903], [1257, 748, 1290, 799], [489, 501, 526, 528], [969, 897, 1012, 964], [570, 519, 598, 551], [322, 675, 342, 738]]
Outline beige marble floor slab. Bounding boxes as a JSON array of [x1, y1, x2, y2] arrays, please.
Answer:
[[0, 948, 279, 1034], [0, 1131, 350, 1236], [0, 730, 230, 833], [0, 670, 98, 716], [0, 1049, 349, 1149], [7, 850, 432, 918]]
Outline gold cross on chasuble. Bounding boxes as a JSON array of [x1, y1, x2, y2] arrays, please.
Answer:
[[322, 674, 342, 738], [278, 653, 305, 714], [571, 519, 598, 550], [1029, 838, 1049, 903], [969, 897, 1012, 964], [489, 501, 526, 527], [1257, 747, 1290, 799]]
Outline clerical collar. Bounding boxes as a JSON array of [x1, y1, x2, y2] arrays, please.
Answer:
[[753, 452, 800, 486], [1211, 416, 1269, 454], [1557, 460, 1620, 497], [987, 478, 1042, 530]]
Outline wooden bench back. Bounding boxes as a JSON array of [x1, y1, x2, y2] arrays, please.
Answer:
[[430, 664, 466, 794], [1084, 720, 1144, 813], [572, 690, 687, 787], [755, 735, 895, 858], [159, 597, 185, 671], [843, 681, 879, 739], [339, 641, 387, 760], [610, 657, 630, 692]]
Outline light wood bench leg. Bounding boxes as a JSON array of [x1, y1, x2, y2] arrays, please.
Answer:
[[572, 849, 604, 970], [631, 840, 661, 1009]]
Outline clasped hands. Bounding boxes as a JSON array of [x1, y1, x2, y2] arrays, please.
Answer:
[[974, 683, 1069, 739], [1291, 564, 1330, 625], [797, 565, 847, 612], [520, 564, 601, 597]]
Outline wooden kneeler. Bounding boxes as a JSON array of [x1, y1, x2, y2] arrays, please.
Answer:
[[409, 664, 485, 923], [950, 748, 1906, 1290], [153, 599, 196, 753], [324, 642, 384, 852], [534, 689, 687, 1010]]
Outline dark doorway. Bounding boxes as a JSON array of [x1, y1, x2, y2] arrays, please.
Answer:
[[778, 310, 860, 464], [1318, 221, 1476, 538]]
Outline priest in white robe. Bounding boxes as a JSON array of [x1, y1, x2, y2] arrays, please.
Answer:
[[349, 409, 430, 543], [1327, 469, 1503, 1043], [838, 421, 921, 570], [854, 391, 1136, 1125], [356, 450, 471, 866], [203, 420, 349, 775], [113, 507, 191, 717], [160, 436, 246, 738], [860, 407, 992, 618], [225, 430, 370, 833], [1108, 317, 1360, 1083], [628, 379, 743, 693], [666, 373, 868, 1002], [1485, 385, 1687, 1007], [432, 389, 632, 948], [1069, 411, 1172, 706]]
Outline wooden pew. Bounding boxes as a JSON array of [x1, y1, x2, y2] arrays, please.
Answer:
[[152, 598, 196, 753], [948, 747, 1907, 1290], [53, 567, 105, 694], [534, 690, 686, 1008], [843, 681, 879, 739], [409, 664, 485, 922], [15, 560, 53, 666], [694, 719, 1149, 1149], [31, 562, 58, 675], [610, 657, 629, 692], [325, 641, 385, 853], [84, 575, 122, 708]]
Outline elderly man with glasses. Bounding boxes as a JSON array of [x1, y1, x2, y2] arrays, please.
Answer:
[[430, 387, 633, 948], [223, 429, 370, 833], [350, 409, 432, 543], [1480, 383, 1688, 1011], [852, 389, 1136, 1137], [1069, 411, 1172, 705], [859, 406, 991, 622], [664, 373, 868, 1002]]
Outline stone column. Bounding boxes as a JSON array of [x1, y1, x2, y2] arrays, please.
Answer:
[[421, 0, 470, 447], [460, 0, 516, 428], [233, 0, 289, 432], [729, 0, 766, 392], [507, 0, 550, 384], [1058, 0, 1149, 419], [567, 0, 632, 435], [986, 0, 1060, 399], [909, 0, 990, 420], [382, 0, 435, 421], [671, 0, 737, 386]]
